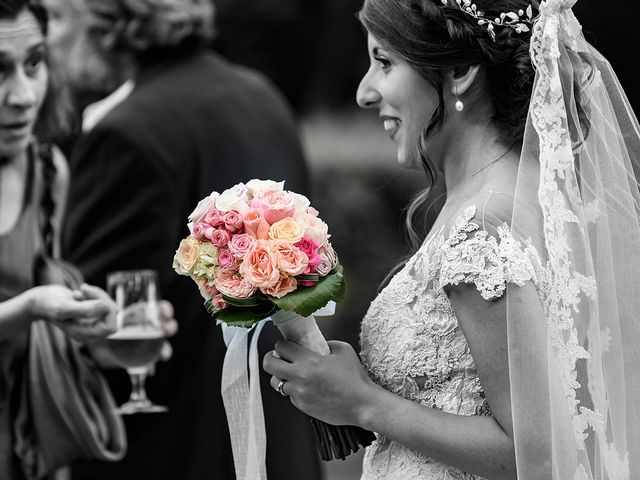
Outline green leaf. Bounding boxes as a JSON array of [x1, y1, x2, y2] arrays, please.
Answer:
[[221, 294, 265, 307], [271, 264, 346, 317], [212, 302, 278, 328]]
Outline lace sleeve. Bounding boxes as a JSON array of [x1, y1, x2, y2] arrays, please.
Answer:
[[438, 206, 544, 301]]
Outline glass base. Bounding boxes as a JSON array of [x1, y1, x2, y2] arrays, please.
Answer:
[[115, 399, 168, 415]]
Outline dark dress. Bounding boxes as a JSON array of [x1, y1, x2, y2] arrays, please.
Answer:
[[0, 152, 40, 480], [64, 49, 321, 480]]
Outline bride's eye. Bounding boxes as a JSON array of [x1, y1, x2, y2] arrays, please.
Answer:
[[374, 55, 391, 72]]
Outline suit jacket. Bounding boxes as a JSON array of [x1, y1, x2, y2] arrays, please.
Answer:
[[63, 50, 320, 480]]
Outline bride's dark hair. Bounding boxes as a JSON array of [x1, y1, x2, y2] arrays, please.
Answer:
[[359, 0, 539, 248]]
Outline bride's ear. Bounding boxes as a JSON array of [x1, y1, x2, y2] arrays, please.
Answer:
[[448, 65, 481, 96]]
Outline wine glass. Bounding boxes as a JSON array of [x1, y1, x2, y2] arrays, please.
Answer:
[[106, 269, 167, 414]]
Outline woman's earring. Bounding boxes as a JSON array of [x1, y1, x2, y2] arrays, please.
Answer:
[[455, 87, 464, 112]]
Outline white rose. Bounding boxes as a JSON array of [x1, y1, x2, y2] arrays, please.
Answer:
[[245, 179, 285, 198], [300, 213, 329, 247], [216, 183, 250, 214], [189, 192, 219, 223], [291, 192, 311, 218]]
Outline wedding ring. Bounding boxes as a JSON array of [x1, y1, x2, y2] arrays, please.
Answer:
[[276, 379, 288, 397]]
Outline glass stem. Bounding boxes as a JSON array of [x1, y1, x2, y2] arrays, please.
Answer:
[[128, 370, 149, 402]]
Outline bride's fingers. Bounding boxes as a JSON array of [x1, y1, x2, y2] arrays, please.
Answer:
[[263, 350, 297, 379], [269, 375, 289, 397], [273, 339, 317, 362]]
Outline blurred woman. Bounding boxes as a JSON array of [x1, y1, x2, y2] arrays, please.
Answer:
[[0, 1, 125, 478]]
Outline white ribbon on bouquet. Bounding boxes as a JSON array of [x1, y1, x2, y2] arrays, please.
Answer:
[[220, 301, 336, 480]]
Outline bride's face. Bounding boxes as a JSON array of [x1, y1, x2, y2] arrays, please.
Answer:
[[357, 33, 438, 169]]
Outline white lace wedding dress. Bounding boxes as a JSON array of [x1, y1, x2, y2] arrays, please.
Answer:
[[359, 204, 547, 480]]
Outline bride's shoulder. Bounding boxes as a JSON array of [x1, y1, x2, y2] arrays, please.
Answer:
[[436, 191, 546, 300]]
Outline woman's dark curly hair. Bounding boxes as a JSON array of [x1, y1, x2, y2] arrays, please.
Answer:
[[359, 0, 539, 186]]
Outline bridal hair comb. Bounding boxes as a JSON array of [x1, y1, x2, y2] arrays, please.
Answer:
[[441, 0, 534, 41]]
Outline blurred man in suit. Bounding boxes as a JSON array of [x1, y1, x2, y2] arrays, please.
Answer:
[[49, 0, 321, 478]]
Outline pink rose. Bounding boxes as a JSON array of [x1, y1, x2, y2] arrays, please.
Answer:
[[251, 190, 296, 225], [204, 208, 225, 227], [215, 268, 257, 299], [212, 293, 229, 310], [239, 241, 280, 288], [189, 192, 218, 223], [223, 210, 244, 233], [218, 247, 239, 269], [315, 254, 333, 277], [243, 209, 271, 240], [208, 228, 232, 247], [273, 241, 308, 276], [261, 275, 297, 298], [228, 233, 255, 259], [314, 240, 339, 277], [194, 275, 219, 300], [192, 222, 211, 242], [295, 237, 322, 274]]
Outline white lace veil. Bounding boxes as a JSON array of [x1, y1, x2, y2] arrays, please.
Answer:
[[508, 0, 640, 478]]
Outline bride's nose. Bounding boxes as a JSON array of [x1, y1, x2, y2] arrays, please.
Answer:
[[356, 71, 381, 109]]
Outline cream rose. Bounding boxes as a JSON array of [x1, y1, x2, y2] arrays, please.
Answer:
[[189, 192, 218, 223], [299, 213, 329, 247], [245, 179, 285, 198], [268, 217, 305, 243], [216, 183, 250, 214], [173, 236, 200, 275]]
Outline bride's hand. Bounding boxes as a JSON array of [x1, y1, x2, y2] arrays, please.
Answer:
[[263, 340, 376, 426]]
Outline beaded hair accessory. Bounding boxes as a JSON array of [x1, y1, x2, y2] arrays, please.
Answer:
[[441, 0, 534, 41]]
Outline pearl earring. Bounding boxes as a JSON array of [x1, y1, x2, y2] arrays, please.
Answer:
[[454, 87, 464, 112]]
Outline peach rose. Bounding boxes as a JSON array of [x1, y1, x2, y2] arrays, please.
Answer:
[[273, 241, 308, 276], [173, 236, 200, 275], [215, 268, 257, 299], [268, 217, 304, 243], [239, 241, 280, 288], [243, 209, 271, 239], [261, 275, 297, 298], [251, 190, 296, 224]]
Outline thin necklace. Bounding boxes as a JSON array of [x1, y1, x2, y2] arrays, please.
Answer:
[[471, 143, 516, 177]]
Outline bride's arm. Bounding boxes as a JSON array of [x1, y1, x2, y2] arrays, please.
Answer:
[[264, 283, 546, 480]]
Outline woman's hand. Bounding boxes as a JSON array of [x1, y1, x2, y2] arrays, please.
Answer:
[[28, 283, 117, 341], [263, 340, 377, 426]]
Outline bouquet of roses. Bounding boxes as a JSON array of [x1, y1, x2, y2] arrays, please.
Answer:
[[173, 179, 374, 461]]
